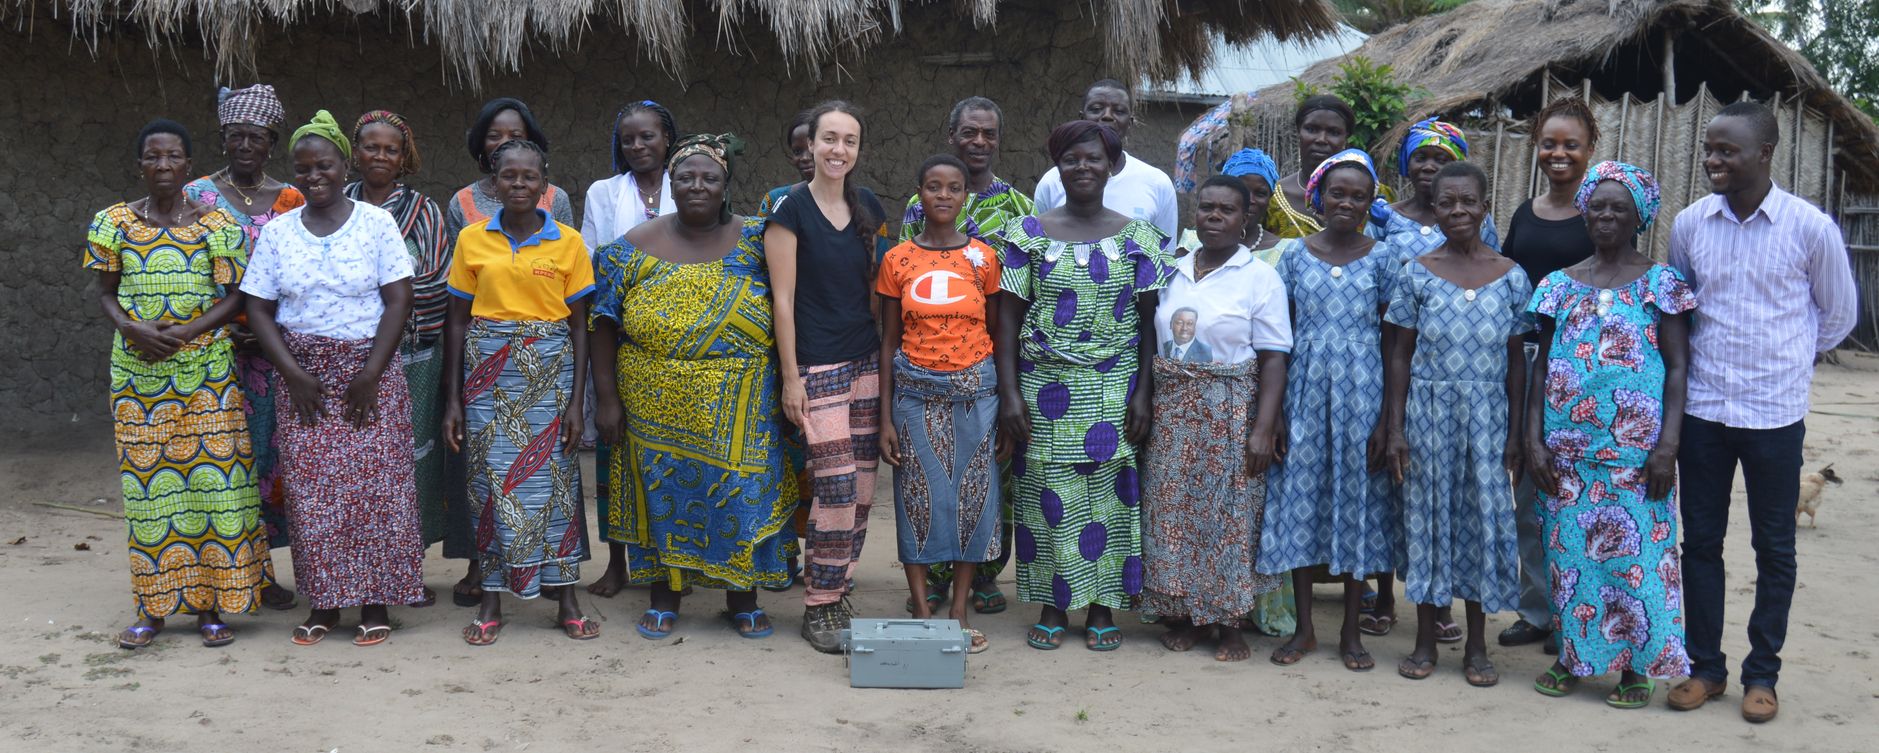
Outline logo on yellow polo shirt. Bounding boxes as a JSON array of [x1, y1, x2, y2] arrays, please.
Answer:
[[531, 257, 560, 281]]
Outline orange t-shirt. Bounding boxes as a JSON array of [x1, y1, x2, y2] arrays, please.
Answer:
[[875, 238, 1001, 371]]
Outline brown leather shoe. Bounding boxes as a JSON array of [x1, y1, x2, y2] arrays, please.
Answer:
[[1667, 677, 1725, 711], [1741, 685, 1779, 723]]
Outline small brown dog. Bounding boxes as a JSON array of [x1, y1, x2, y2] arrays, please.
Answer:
[[1796, 464, 1843, 528]]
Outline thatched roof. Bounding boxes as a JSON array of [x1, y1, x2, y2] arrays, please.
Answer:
[[14, 0, 1339, 87], [1250, 0, 1879, 184]]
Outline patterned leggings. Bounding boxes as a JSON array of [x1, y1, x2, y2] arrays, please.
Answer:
[[800, 354, 881, 606]]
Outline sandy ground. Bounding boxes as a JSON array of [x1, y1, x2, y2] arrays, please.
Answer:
[[2, 357, 1876, 753]]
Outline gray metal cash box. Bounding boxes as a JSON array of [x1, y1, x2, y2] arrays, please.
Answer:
[[841, 618, 968, 689]]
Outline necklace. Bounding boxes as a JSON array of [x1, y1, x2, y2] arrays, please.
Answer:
[[1242, 224, 1266, 250], [217, 168, 265, 207]]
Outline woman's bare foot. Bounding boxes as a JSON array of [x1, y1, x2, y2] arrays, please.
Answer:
[[587, 544, 629, 597], [1158, 618, 1209, 652], [1215, 625, 1251, 662]]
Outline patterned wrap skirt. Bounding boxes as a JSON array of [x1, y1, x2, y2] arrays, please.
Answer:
[[1142, 356, 1282, 625], [273, 332, 425, 610], [401, 342, 449, 545], [464, 319, 588, 598], [116, 336, 272, 618], [235, 351, 292, 549], [891, 352, 1002, 565]]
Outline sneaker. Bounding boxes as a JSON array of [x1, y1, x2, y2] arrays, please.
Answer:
[[802, 603, 849, 653]]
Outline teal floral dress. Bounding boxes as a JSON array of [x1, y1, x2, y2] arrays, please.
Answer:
[[1002, 216, 1172, 611], [1528, 264, 1695, 678]]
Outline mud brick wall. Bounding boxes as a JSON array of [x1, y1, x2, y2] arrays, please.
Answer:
[[0, 4, 1192, 441]]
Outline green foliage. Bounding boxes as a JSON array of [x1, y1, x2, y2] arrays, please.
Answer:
[[1293, 56, 1427, 150], [1738, 0, 1879, 118]]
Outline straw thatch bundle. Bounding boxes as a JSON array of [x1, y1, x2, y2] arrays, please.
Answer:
[[10, 0, 1339, 87], [1238, 0, 1879, 189]]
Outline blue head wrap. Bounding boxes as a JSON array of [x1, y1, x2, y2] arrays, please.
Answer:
[[1220, 148, 1280, 194]]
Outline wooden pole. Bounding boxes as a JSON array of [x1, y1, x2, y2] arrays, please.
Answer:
[[1662, 31, 1677, 104]]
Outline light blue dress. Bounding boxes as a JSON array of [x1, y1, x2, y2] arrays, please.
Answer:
[[1368, 203, 1500, 263], [1258, 238, 1401, 578], [1384, 260, 1533, 612]]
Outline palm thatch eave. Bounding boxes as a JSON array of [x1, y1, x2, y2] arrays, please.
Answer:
[[9, 0, 1341, 88]]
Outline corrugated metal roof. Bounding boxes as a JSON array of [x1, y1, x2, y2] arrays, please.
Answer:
[[1142, 23, 1368, 104]]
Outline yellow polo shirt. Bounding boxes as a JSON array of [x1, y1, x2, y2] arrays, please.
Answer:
[[447, 208, 595, 321]]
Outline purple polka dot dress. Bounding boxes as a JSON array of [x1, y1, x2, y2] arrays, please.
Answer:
[[1001, 217, 1172, 611]]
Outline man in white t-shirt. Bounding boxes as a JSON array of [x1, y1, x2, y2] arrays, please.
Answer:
[[1033, 79, 1180, 243]]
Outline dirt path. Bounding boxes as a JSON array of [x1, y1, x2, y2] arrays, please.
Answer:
[[2, 357, 1874, 752]]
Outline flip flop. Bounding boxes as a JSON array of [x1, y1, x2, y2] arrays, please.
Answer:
[[117, 624, 160, 650], [1435, 620, 1463, 643], [463, 619, 502, 646], [965, 628, 989, 654], [1534, 665, 1579, 697], [198, 622, 235, 648], [636, 609, 677, 640], [1464, 655, 1500, 687], [1084, 626, 1122, 652], [1341, 647, 1375, 672], [1027, 624, 1065, 650], [904, 591, 944, 614], [452, 582, 482, 608], [353, 625, 392, 647], [1269, 644, 1313, 666], [291, 623, 332, 646], [1606, 679, 1655, 709], [1358, 611, 1397, 636], [728, 610, 774, 639], [1397, 656, 1436, 680], [971, 588, 1008, 614], [562, 617, 601, 641]]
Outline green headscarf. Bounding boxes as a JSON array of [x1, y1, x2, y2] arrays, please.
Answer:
[[290, 109, 352, 159]]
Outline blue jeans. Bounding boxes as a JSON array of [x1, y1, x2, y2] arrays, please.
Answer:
[[1678, 415, 1804, 689]]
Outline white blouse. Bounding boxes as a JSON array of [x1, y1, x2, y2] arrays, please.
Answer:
[[1155, 244, 1293, 365], [244, 201, 414, 340], [581, 172, 675, 253]]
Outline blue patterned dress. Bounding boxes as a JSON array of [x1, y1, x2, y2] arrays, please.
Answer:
[[1002, 217, 1173, 612], [1528, 265, 1695, 678], [1259, 238, 1401, 578], [1384, 260, 1533, 612], [1368, 203, 1501, 261]]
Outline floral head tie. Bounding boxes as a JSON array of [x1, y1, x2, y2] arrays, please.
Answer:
[[1305, 148, 1379, 212], [1398, 118, 1468, 177], [1576, 160, 1661, 235]]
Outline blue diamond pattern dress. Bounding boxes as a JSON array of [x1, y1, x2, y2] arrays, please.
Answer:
[[1385, 259, 1533, 612], [1368, 203, 1501, 259], [1259, 238, 1402, 578]]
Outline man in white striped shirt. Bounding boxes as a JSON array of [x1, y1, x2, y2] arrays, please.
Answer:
[[1664, 101, 1857, 723]]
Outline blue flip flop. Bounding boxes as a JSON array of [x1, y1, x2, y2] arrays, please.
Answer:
[[1027, 624, 1065, 650], [636, 609, 677, 640], [1085, 626, 1123, 652], [729, 609, 774, 639]]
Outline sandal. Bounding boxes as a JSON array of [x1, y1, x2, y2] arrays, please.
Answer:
[[1084, 626, 1123, 652], [1464, 654, 1500, 687], [1606, 678, 1655, 709], [1435, 620, 1463, 643], [353, 625, 392, 647], [117, 622, 162, 650], [1358, 611, 1397, 636], [728, 609, 773, 639], [636, 609, 677, 640], [463, 619, 502, 646], [261, 584, 297, 611], [562, 616, 601, 641], [198, 622, 235, 648], [1269, 643, 1313, 666], [1397, 655, 1436, 680], [971, 588, 1008, 615], [291, 623, 332, 646], [1027, 624, 1065, 650], [965, 628, 989, 654], [1341, 647, 1375, 672], [1534, 665, 1579, 697], [904, 591, 944, 614], [452, 582, 482, 608]]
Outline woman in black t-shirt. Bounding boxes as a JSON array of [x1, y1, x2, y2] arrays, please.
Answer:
[[1498, 96, 1600, 653], [763, 100, 890, 653]]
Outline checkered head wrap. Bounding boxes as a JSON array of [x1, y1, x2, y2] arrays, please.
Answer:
[[217, 85, 285, 132]]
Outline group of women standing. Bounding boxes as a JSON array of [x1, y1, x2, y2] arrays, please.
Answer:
[[92, 80, 1696, 706]]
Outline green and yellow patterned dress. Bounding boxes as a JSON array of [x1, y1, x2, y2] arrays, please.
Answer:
[[86, 203, 272, 618]]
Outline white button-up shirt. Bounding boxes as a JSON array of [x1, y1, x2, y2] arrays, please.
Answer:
[[1155, 245, 1293, 365], [1667, 184, 1857, 429]]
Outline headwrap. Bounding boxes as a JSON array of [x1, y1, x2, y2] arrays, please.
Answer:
[[1305, 148, 1379, 212], [217, 84, 285, 131], [667, 132, 746, 222], [353, 110, 421, 175], [1575, 160, 1662, 235], [290, 109, 352, 160], [1398, 118, 1468, 177], [1220, 148, 1280, 194]]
